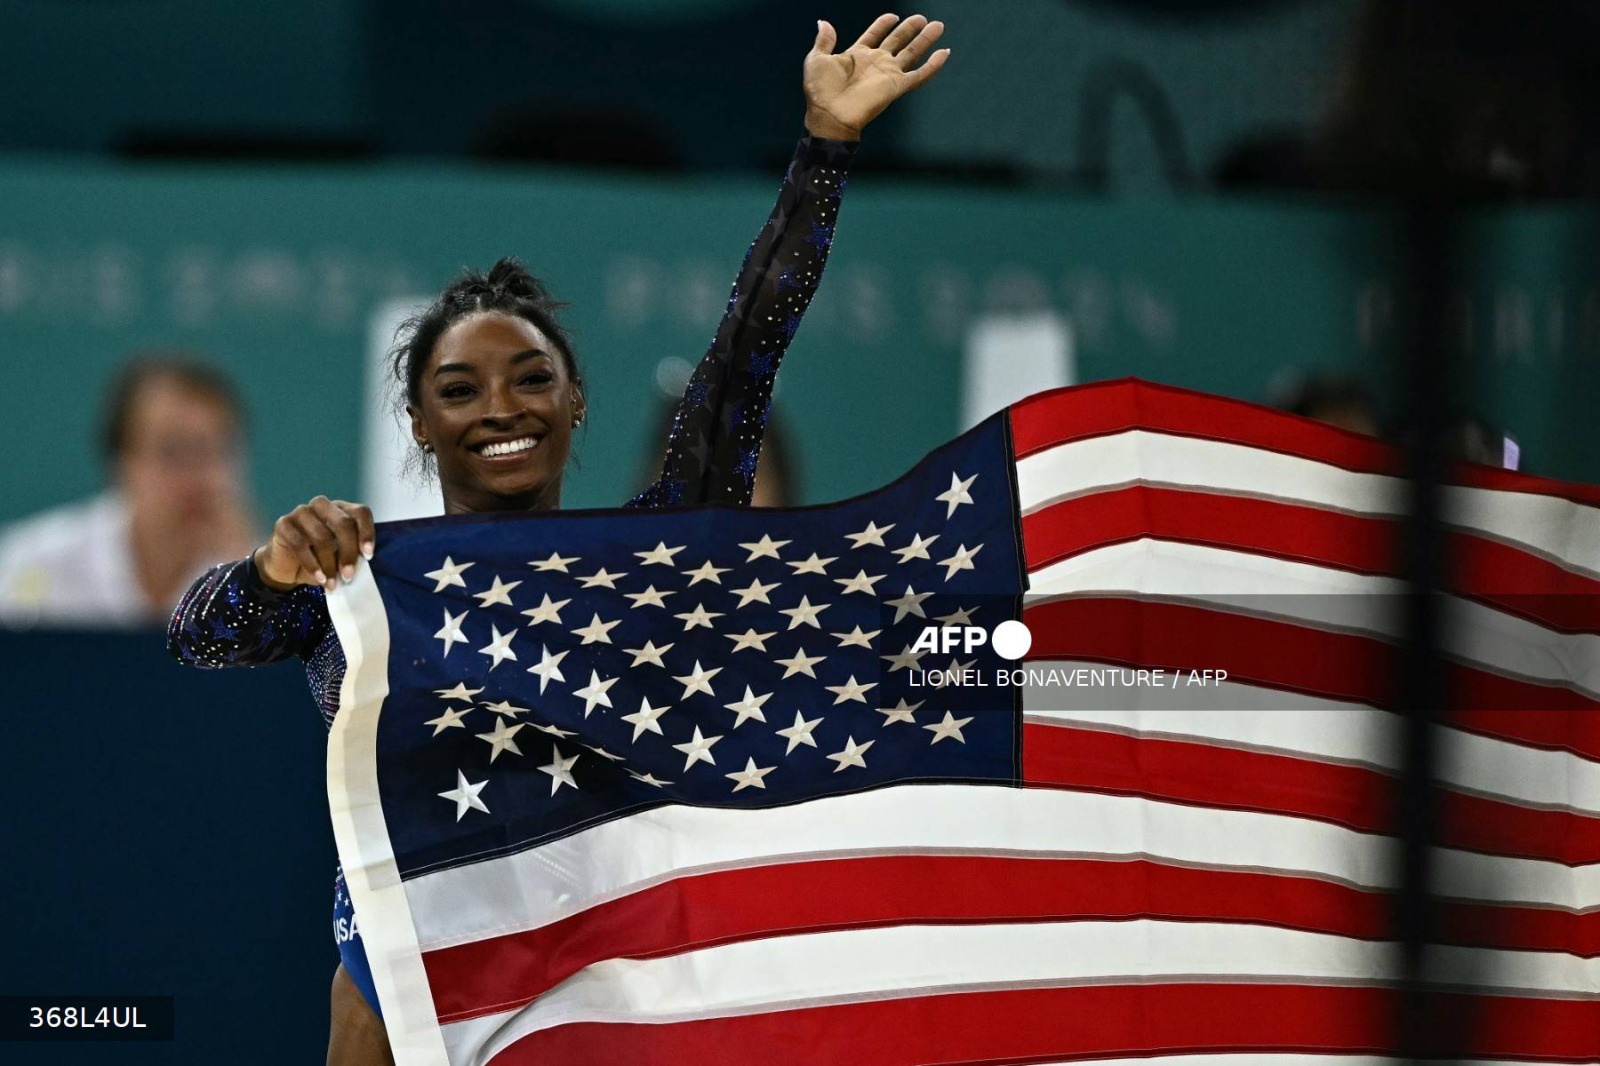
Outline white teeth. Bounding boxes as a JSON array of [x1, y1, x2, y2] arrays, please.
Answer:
[[481, 438, 537, 457]]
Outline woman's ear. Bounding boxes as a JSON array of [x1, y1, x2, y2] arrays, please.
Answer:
[[409, 405, 429, 451], [571, 388, 587, 429]]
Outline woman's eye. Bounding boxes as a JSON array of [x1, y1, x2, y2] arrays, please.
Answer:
[[440, 383, 474, 399], [520, 373, 554, 387]]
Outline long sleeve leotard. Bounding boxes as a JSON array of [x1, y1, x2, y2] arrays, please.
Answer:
[[168, 135, 856, 721]]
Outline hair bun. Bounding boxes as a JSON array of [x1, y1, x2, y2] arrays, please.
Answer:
[[486, 257, 548, 301]]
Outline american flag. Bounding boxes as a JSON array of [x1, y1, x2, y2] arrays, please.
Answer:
[[328, 379, 1600, 1065]]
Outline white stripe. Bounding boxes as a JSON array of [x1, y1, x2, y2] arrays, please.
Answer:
[[442, 919, 1597, 1061], [1014, 429, 1600, 576], [327, 565, 450, 1066], [1025, 539, 1600, 697], [404, 782, 1600, 953], [406, 785, 1397, 951], [1023, 692, 1600, 816]]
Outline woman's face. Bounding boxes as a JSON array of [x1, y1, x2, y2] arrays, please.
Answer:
[[409, 311, 585, 515]]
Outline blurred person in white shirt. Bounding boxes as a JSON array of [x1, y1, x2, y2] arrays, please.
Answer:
[[0, 354, 259, 627]]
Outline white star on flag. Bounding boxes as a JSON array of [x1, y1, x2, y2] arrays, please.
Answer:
[[881, 645, 925, 672], [682, 560, 731, 586], [634, 542, 685, 567], [528, 552, 578, 573], [776, 710, 823, 754], [892, 532, 940, 564], [520, 594, 570, 626], [726, 758, 776, 792], [425, 556, 474, 592], [673, 660, 722, 699], [933, 605, 978, 626], [480, 699, 527, 718], [624, 585, 674, 609], [787, 553, 837, 575], [621, 696, 671, 741], [672, 726, 723, 771], [539, 744, 581, 794], [477, 625, 518, 669], [831, 626, 881, 648], [525, 645, 568, 693], [825, 675, 877, 704], [627, 769, 672, 788], [624, 640, 674, 668], [936, 543, 984, 580], [434, 683, 483, 703], [438, 770, 489, 821], [779, 595, 830, 630], [738, 534, 790, 561], [878, 698, 924, 725], [726, 628, 777, 653], [936, 472, 977, 518], [925, 711, 975, 744], [433, 608, 469, 656], [577, 568, 627, 590], [572, 613, 621, 645], [476, 718, 525, 762], [826, 736, 875, 772], [573, 670, 619, 717], [532, 722, 577, 739], [833, 570, 886, 596], [588, 746, 626, 763], [886, 585, 933, 622], [674, 603, 724, 631], [723, 686, 772, 727], [774, 647, 825, 678], [472, 575, 521, 607], [845, 520, 895, 548], [730, 577, 780, 607], [423, 705, 471, 736]]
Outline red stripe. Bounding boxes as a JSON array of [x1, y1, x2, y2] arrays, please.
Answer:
[[424, 855, 1392, 1023], [1009, 378, 1600, 509], [1022, 721, 1395, 834], [484, 983, 1600, 1064], [1022, 598, 1600, 720], [1023, 721, 1600, 866], [1450, 709, 1600, 762], [1021, 485, 1600, 633]]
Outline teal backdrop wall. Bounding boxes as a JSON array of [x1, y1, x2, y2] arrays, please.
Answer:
[[1, 158, 1597, 531]]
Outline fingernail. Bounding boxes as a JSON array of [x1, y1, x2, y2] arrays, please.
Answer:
[[326, 578, 339, 593], [342, 565, 356, 583], [362, 542, 374, 560], [313, 570, 327, 585]]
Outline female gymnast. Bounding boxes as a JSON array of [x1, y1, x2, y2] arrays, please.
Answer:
[[168, 14, 949, 1065]]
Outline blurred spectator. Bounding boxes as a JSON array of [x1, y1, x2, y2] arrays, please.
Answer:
[[0, 355, 259, 627], [1275, 372, 1383, 437]]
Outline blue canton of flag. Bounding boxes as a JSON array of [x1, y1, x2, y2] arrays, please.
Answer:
[[365, 415, 1024, 878]]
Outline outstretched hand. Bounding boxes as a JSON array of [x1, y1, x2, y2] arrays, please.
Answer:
[[804, 13, 949, 141]]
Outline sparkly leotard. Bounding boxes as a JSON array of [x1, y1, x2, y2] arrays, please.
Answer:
[[167, 135, 856, 1018]]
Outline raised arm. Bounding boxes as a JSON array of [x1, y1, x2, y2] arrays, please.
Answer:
[[631, 13, 949, 509]]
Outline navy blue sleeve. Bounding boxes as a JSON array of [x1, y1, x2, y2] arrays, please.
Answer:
[[629, 135, 858, 509], [166, 554, 331, 669]]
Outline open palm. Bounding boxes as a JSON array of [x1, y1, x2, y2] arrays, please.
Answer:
[[803, 14, 949, 141]]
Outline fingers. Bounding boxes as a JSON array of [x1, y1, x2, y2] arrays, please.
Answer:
[[811, 19, 837, 56], [900, 46, 951, 92], [312, 497, 365, 584], [879, 13, 928, 56], [896, 19, 944, 69], [264, 497, 376, 592], [853, 12, 900, 50]]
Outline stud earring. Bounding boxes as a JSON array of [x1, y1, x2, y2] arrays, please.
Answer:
[[420, 442, 433, 453]]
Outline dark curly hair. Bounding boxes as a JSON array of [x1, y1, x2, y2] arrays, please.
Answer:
[[391, 257, 582, 410]]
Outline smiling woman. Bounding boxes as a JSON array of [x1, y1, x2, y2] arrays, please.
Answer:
[[164, 12, 950, 1065]]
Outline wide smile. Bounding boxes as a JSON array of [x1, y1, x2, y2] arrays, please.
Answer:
[[471, 435, 543, 463]]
